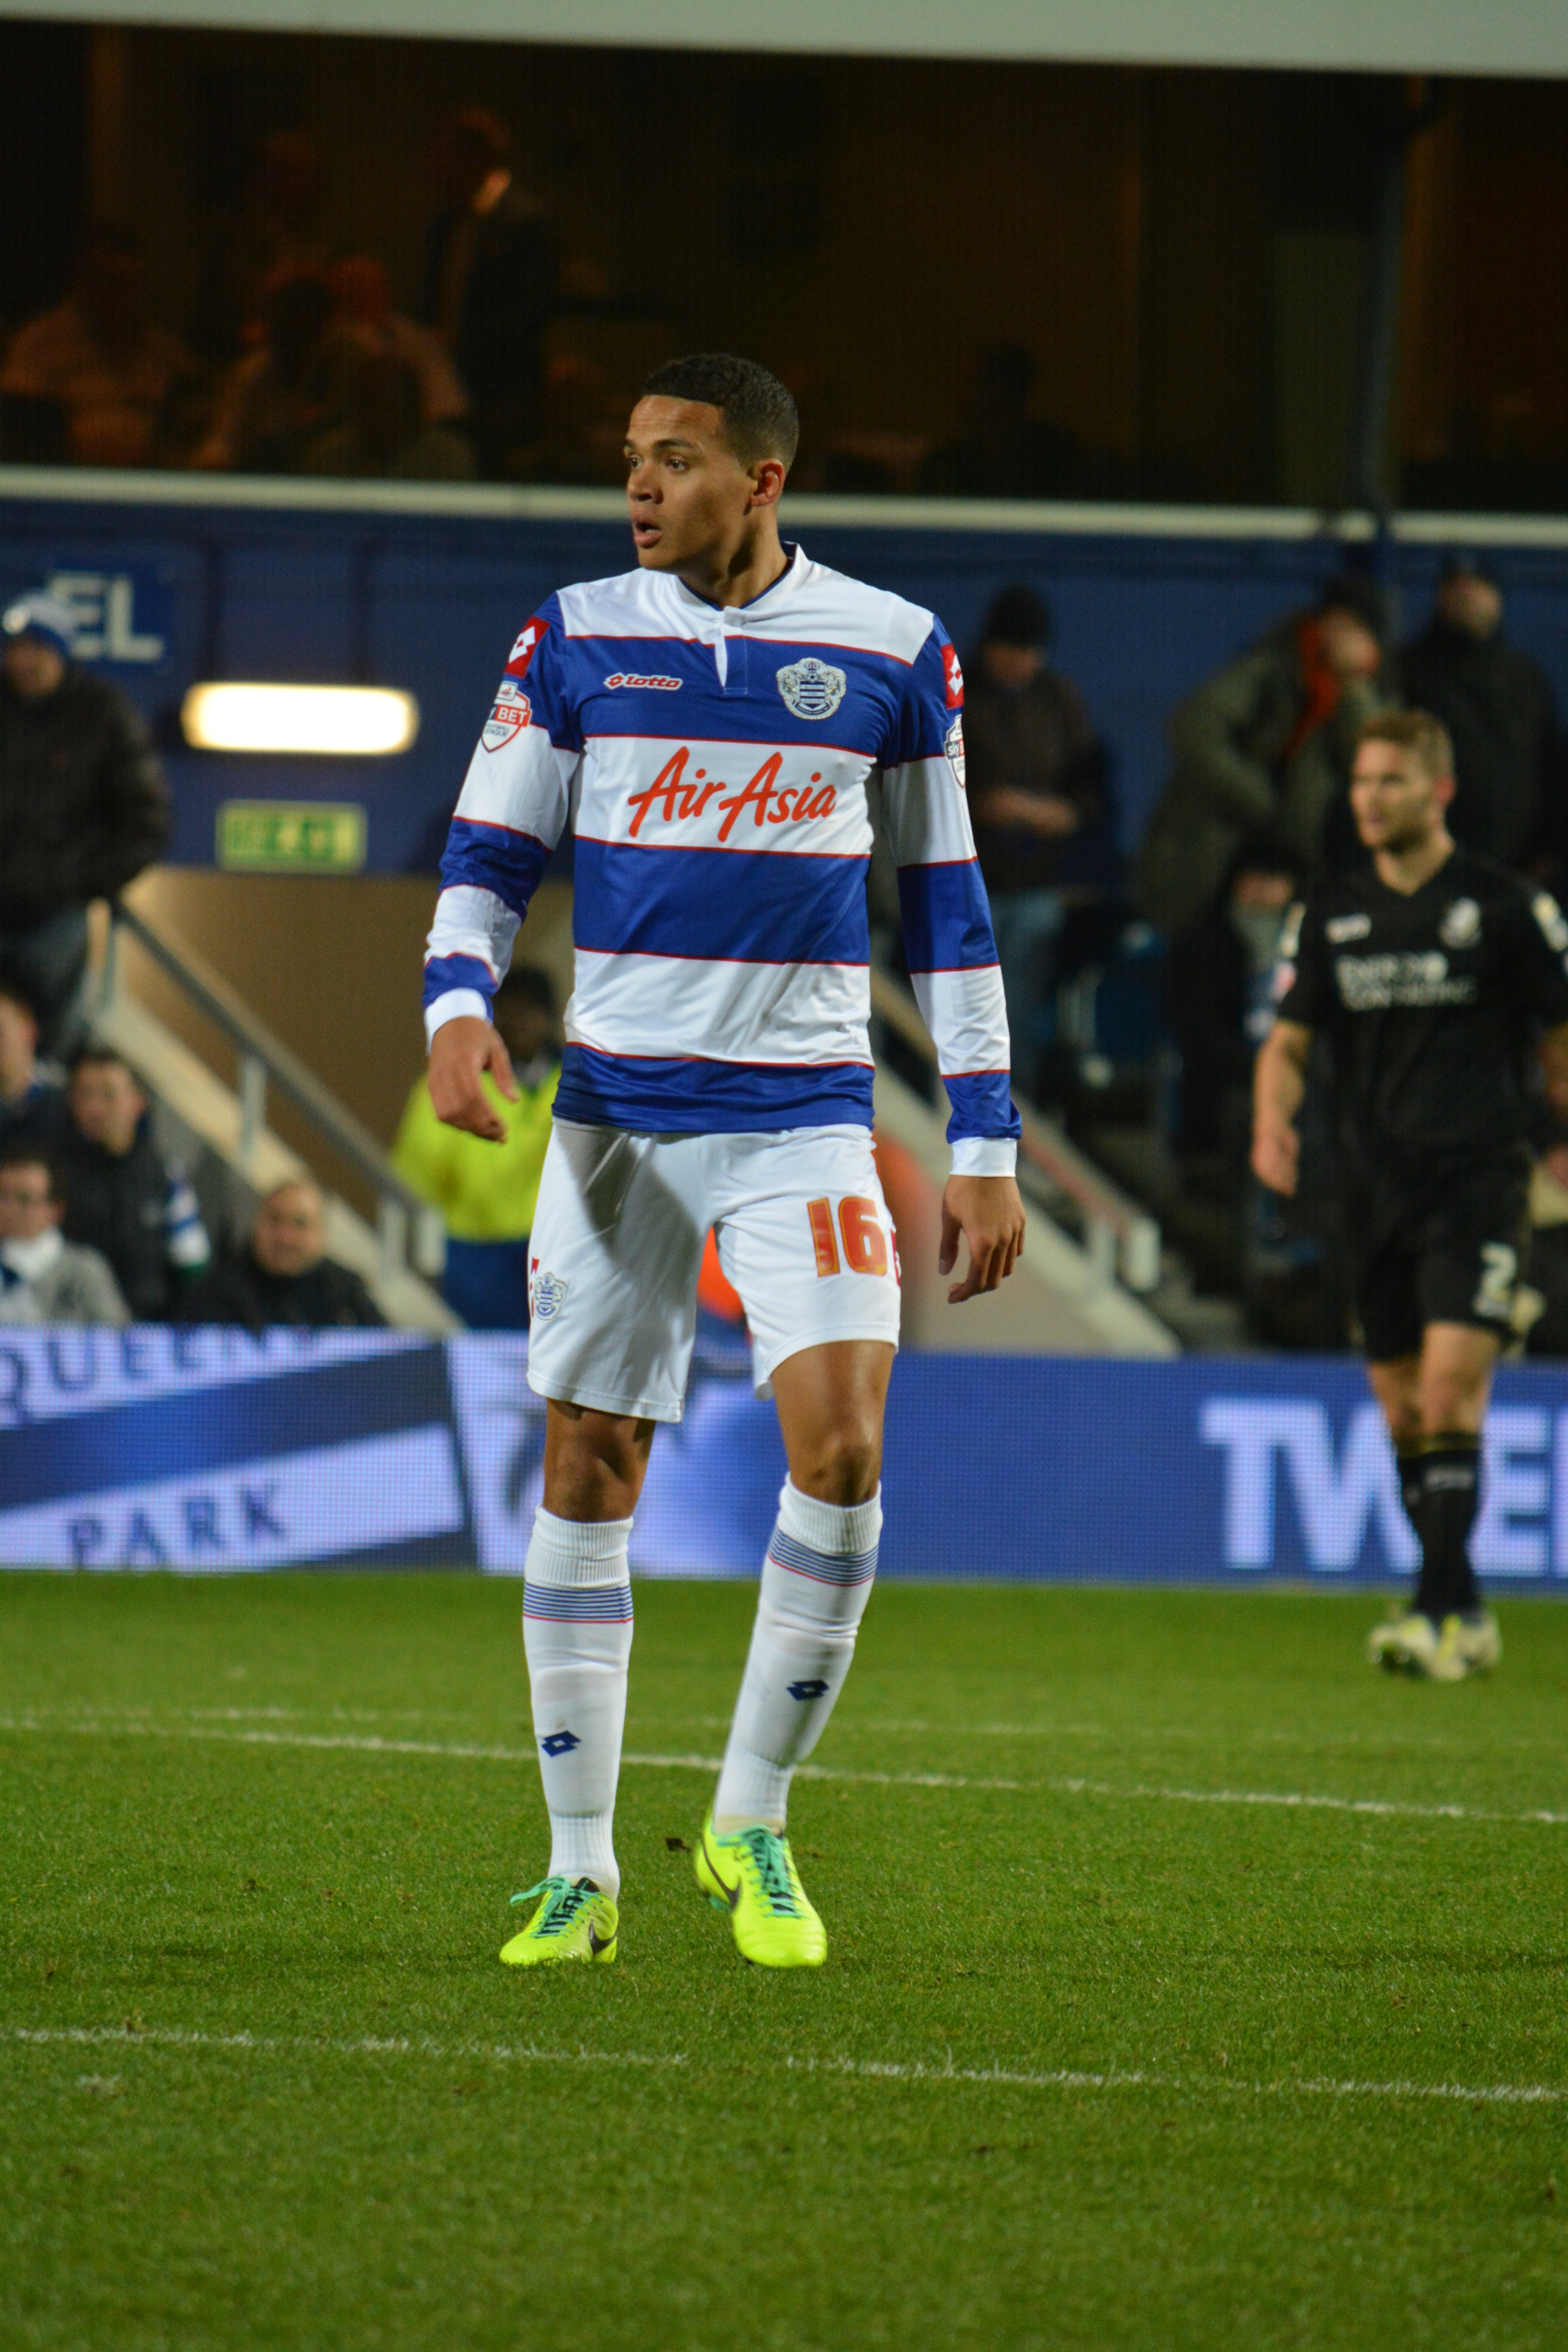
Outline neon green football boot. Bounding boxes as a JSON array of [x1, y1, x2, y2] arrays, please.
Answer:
[[694, 1815, 826, 1968], [498, 1875, 618, 1968]]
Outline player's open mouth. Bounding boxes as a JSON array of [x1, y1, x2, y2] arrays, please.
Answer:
[[632, 521, 661, 547]]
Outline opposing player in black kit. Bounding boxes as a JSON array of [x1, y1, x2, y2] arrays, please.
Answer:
[[1253, 710, 1568, 1678]]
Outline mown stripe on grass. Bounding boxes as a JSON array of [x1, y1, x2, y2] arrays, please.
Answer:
[[9, 2026, 1565, 2111], [2, 1714, 1564, 1829]]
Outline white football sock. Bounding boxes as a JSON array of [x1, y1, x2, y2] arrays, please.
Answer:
[[713, 1480, 881, 1834], [522, 1507, 633, 1901]]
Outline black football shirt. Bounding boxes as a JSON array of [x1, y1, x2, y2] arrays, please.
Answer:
[[1274, 848, 1568, 1167]]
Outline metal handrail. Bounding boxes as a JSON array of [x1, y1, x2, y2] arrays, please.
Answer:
[[103, 900, 438, 1281], [868, 965, 1161, 1292]]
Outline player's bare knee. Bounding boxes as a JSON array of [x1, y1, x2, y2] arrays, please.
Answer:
[[792, 1419, 881, 1506], [544, 1403, 652, 1520]]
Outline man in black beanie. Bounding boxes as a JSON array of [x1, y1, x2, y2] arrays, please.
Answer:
[[962, 585, 1102, 1102], [1400, 557, 1559, 874]]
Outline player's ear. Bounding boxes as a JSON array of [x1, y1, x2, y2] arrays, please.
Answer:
[[1433, 770, 1456, 808], [746, 456, 786, 512]]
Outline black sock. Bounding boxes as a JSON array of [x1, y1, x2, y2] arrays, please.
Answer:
[[1412, 1434, 1482, 1620], [1396, 1443, 1424, 1530]]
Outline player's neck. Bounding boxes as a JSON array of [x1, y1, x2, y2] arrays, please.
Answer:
[[676, 518, 789, 610], [1374, 825, 1455, 897]]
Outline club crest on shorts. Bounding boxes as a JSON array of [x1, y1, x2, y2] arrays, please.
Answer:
[[482, 678, 531, 753], [944, 716, 966, 788], [1439, 897, 1481, 949], [776, 656, 847, 722], [531, 1269, 567, 1321]]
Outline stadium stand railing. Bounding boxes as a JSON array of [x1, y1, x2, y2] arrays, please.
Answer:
[[95, 900, 458, 1334]]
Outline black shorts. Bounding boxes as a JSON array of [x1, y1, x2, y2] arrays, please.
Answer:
[[1352, 1153, 1530, 1364]]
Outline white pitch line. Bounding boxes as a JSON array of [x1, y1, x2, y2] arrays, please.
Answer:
[[8, 2026, 1563, 2112], [2, 1715, 1563, 1828]]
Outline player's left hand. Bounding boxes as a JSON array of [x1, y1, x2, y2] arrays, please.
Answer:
[[939, 1174, 1026, 1304]]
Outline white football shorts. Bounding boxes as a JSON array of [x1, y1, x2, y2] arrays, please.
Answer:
[[524, 1120, 901, 1422]]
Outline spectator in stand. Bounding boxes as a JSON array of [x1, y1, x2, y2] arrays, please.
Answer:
[[191, 131, 328, 364], [0, 1147, 129, 1326], [420, 106, 557, 476], [391, 965, 560, 1328], [0, 593, 169, 1054], [0, 975, 65, 1154], [1137, 573, 1393, 939], [57, 1047, 211, 1320], [0, 224, 196, 468], [920, 345, 1080, 501], [962, 586, 1102, 1101], [323, 256, 469, 431], [302, 352, 475, 482], [194, 271, 340, 473], [1400, 557, 1560, 873], [1164, 833, 1303, 1184], [179, 1178, 385, 1331]]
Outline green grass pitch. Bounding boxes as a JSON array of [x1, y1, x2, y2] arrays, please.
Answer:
[[2, 1571, 1566, 2351]]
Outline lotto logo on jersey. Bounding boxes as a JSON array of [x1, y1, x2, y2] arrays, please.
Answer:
[[942, 643, 964, 708], [507, 617, 548, 678], [482, 678, 531, 752]]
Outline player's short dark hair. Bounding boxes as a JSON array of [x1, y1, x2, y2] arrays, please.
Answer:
[[637, 353, 799, 470], [495, 965, 556, 1017], [0, 1144, 62, 1201], [1356, 708, 1455, 782]]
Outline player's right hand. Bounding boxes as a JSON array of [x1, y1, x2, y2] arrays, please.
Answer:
[[427, 1016, 518, 1142], [1250, 1119, 1299, 1197]]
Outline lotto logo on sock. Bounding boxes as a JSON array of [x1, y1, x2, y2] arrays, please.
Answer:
[[786, 1677, 831, 1700], [540, 1730, 582, 1756]]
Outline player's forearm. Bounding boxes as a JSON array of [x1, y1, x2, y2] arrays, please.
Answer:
[[1253, 1026, 1308, 1137]]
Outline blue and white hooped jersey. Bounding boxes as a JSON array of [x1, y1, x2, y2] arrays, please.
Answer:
[[423, 544, 1019, 1171]]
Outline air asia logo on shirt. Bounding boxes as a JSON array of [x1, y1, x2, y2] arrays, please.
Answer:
[[482, 678, 531, 752], [1326, 912, 1371, 943], [1439, 897, 1482, 949], [626, 747, 838, 841], [944, 716, 966, 788], [603, 671, 681, 691], [942, 643, 964, 708], [507, 617, 547, 677], [776, 656, 847, 721]]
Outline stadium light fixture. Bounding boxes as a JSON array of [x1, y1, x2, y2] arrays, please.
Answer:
[[181, 682, 420, 756]]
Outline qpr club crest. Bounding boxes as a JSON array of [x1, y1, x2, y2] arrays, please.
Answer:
[[944, 716, 966, 789], [531, 1269, 567, 1321], [776, 656, 847, 722], [482, 678, 531, 753]]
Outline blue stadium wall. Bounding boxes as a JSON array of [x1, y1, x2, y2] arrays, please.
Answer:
[[5, 479, 1568, 871], [2, 1328, 1566, 1589]]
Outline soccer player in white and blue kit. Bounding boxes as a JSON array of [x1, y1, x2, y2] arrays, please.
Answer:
[[424, 355, 1024, 1969]]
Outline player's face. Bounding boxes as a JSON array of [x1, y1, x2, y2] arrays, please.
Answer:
[[623, 397, 762, 573], [1350, 740, 1451, 854]]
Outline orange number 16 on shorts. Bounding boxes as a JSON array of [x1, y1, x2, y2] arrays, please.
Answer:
[[806, 1195, 889, 1277]]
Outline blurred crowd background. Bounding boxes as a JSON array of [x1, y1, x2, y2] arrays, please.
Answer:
[[5, 23, 1568, 509]]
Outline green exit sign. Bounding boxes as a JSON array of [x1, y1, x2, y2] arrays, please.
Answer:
[[216, 801, 367, 874]]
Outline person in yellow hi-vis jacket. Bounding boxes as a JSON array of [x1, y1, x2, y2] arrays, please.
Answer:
[[393, 965, 559, 1327]]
